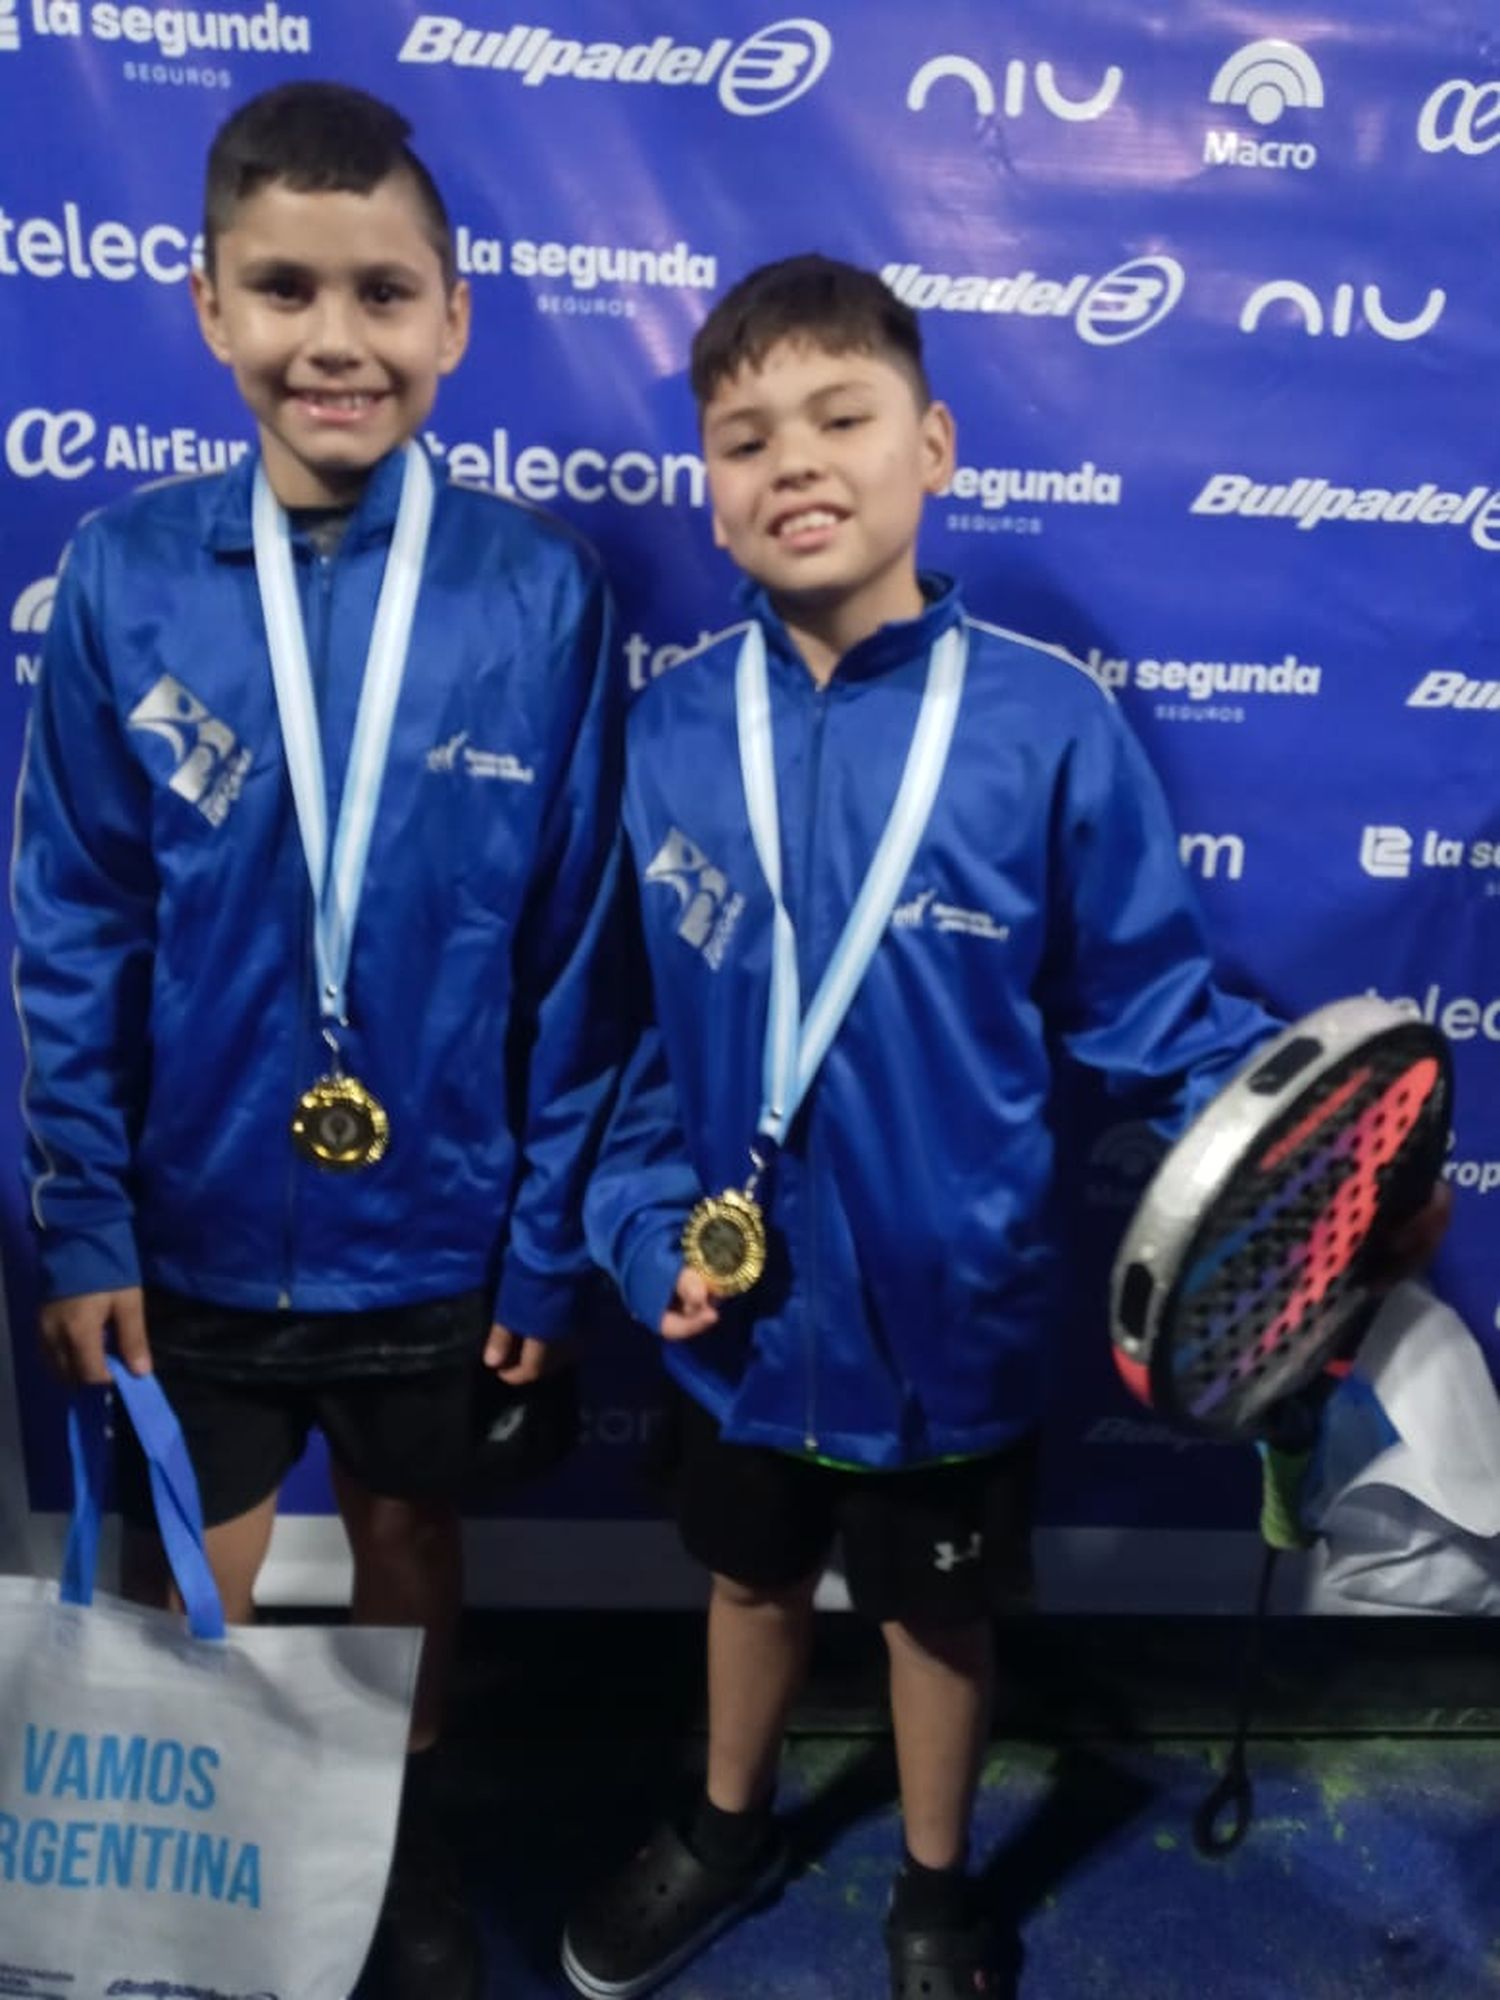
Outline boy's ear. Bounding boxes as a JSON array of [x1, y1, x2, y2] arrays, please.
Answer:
[[920, 399, 957, 495], [438, 277, 472, 376], [190, 268, 233, 367]]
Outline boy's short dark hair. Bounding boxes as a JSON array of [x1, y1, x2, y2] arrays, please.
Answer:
[[690, 253, 931, 411], [203, 81, 455, 285]]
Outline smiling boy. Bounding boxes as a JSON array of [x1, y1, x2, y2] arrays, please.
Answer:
[[13, 83, 622, 1996], [571, 254, 1277, 1998]]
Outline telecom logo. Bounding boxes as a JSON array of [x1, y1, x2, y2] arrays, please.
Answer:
[[1371, 983, 1500, 1043], [1360, 824, 1500, 882], [1177, 832, 1245, 882], [398, 16, 832, 116], [425, 425, 705, 510], [0, 202, 200, 285], [1191, 473, 1500, 552], [0, 1, 20, 52], [644, 828, 744, 970], [623, 628, 719, 691], [1407, 670, 1500, 711], [1205, 38, 1324, 171], [906, 51, 1122, 124], [12, 572, 55, 687], [1417, 80, 1500, 157], [5, 408, 250, 481], [1238, 281, 1445, 342], [24, 2, 310, 60], [883, 255, 1183, 346]]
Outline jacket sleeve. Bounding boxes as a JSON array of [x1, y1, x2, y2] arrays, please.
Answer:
[[583, 882, 705, 1332], [1040, 690, 1280, 1139], [494, 553, 631, 1340], [12, 524, 157, 1300]]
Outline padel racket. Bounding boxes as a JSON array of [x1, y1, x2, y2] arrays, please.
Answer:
[[1110, 996, 1451, 1441]]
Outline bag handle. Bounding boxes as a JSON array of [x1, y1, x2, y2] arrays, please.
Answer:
[[62, 1361, 226, 1642]]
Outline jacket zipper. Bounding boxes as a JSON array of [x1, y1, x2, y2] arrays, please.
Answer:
[[277, 545, 335, 1308], [799, 679, 830, 1452]]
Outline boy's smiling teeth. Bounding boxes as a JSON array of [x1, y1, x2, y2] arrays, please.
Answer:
[[777, 507, 841, 536], [297, 390, 380, 408]]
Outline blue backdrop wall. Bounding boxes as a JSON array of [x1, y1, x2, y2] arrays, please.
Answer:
[[1, 0, 1495, 1607]]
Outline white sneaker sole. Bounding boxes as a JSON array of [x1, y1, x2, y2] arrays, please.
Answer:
[[559, 1846, 788, 2000]]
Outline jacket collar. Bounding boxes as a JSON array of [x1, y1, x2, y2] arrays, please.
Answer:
[[739, 573, 964, 685], [204, 440, 425, 556]]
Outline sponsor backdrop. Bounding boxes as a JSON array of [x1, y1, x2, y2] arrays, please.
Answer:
[[0, 0, 1494, 1608]]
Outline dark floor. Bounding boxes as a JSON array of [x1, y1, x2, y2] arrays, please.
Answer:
[[420, 1612, 1500, 1997]]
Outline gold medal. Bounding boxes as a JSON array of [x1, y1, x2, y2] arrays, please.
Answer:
[[682, 1187, 768, 1296], [291, 1074, 390, 1171]]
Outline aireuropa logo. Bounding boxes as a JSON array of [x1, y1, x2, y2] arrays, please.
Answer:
[[0, 202, 200, 285], [127, 673, 252, 826], [425, 425, 705, 510], [1360, 824, 1500, 883], [26, 2, 309, 60], [1418, 79, 1500, 157], [644, 827, 744, 969], [1238, 280, 1445, 342], [0, 0, 21, 53], [883, 254, 1183, 347], [1191, 473, 1500, 552], [398, 16, 831, 116], [1178, 831, 1245, 881], [5, 407, 249, 481], [1408, 669, 1500, 711], [906, 51, 1122, 124], [1204, 37, 1323, 171]]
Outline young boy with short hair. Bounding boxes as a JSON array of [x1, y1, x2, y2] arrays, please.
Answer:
[[568, 253, 1277, 1998], [13, 82, 622, 1997]]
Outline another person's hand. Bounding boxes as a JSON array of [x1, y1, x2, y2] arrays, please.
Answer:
[[483, 1323, 569, 1384], [39, 1287, 151, 1386], [660, 1265, 720, 1342]]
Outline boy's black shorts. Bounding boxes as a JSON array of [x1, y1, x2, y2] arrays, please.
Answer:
[[668, 1390, 1037, 1626], [115, 1289, 490, 1531]]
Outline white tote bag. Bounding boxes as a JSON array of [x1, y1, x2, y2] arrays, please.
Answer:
[[0, 1360, 422, 1997]]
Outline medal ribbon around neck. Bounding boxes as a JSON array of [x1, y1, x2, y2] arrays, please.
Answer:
[[252, 441, 433, 1031], [254, 443, 434, 1169], [680, 617, 968, 1294]]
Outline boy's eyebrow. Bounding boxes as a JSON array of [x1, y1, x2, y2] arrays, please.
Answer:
[[234, 254, 429, 286], [705, 377, 877, 436]]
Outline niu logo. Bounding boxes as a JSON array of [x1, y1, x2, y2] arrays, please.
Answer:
[[907, 52, 1122, 123], [1239, 281, 1445, 341], [1209, 38, 1324, 125], [644, 828, 731, 950], [127, 675, 250, 826]]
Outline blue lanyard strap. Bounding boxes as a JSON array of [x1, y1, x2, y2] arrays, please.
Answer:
[[252, 443, 435, 1027], [735, 619, 968, 1147]]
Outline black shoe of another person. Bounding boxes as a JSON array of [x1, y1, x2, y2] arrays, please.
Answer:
[[362, 1818, 485, 2000], [561, 1817, 788, 1998]]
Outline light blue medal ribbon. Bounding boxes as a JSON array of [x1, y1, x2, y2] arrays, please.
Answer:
[[738, 615, 969, 1151], [252, 443, 434, 1165], [680, 617, 967, 1293]]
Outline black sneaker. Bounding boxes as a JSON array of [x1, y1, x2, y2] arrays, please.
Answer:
[[885, 1911, 996, 2000], [561, 1817, 788, 1999], [362, 1824, 485, 2000]]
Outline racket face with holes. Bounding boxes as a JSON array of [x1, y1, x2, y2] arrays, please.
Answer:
[[1110, 998, 1451, 1440]]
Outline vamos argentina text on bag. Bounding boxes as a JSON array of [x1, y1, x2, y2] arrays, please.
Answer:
[[0, 1361, 421, 1998]]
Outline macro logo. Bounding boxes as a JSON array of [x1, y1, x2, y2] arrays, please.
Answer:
[[882, 254, 1183, 347], [1417, 80, 1500, 156], [12, 571, 56, 686], [1239, 281, 1445, 343], [1205, 38, 1324, 171], [398, 15, 831, 116], [905, 51, 1122, 124], [0, 0, 20, 52]]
